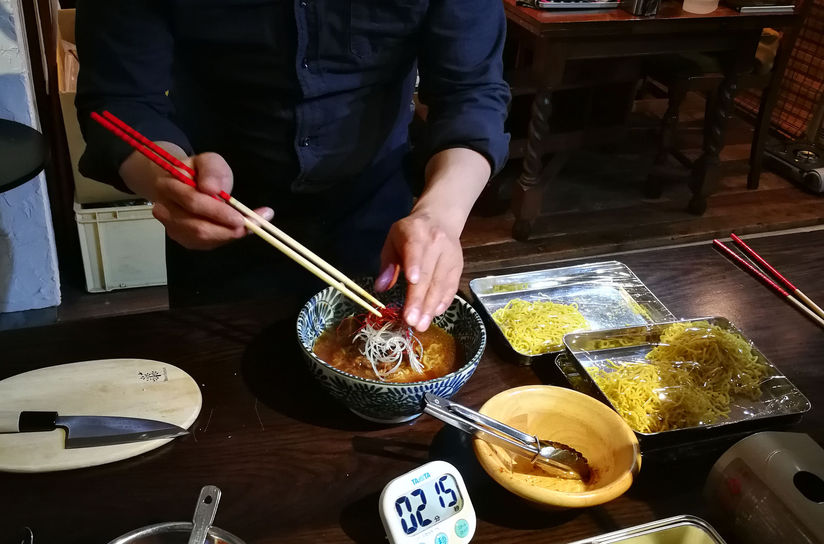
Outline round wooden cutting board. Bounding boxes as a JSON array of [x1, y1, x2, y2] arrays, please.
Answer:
[[0, 359, 201, 473]]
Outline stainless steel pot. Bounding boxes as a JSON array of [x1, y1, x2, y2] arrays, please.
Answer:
[[107, 522, 245, 544]]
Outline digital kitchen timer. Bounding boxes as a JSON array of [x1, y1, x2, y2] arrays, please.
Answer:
[[379, 460, 476, 544]]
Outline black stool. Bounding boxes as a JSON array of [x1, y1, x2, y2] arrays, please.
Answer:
[[0, 119, 49, 193]]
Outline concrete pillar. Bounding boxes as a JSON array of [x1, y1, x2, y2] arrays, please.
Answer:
[[0, 0, 61, 313]]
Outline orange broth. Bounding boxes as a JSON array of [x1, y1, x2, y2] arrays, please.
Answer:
[[313, 317, 460, 383]]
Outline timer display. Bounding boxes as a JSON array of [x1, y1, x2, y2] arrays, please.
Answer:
[[392, 473, 463, 536], [380, 460, 476, 543]]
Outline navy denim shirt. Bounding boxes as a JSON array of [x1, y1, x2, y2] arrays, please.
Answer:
[[75, 0, 510, 203]]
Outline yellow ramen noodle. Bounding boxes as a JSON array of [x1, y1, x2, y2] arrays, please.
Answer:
[[492, 298, 589, 355], [589, 321, 769, 433], [491, 282, 529, 293], [589, 336, 645, 350], [647, 321, 767, 401]]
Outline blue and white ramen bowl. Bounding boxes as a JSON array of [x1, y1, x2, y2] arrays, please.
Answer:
[[297, 278, 486, 423]]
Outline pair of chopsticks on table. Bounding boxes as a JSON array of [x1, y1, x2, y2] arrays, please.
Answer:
[[713, 234, 824, 329], [90, 110, 384, 317]]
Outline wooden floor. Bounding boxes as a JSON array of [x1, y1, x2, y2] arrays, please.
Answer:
[[1, 96, 822, 331], [462, 96, 824, 273], [462, 141, 824, 274]]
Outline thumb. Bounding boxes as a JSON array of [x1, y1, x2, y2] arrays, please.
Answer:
[[253, 207, 275, 222], [242, 207, 275, 237], [192, 152, 234, 197]]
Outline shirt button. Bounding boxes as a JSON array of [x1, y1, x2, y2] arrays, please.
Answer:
[[300, 137, 310, 147], [302, 58, 309, 69]]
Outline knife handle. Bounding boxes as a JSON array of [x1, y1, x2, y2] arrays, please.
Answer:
[[0, 411, 58, 432]]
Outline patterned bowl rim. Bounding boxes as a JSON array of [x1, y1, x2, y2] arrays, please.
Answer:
[[297, 293, 487, 388]]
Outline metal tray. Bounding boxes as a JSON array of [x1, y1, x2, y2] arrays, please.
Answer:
[[566, 515, 726, 544], [558, 317, 811, 452], [469, 261, 675, 365]]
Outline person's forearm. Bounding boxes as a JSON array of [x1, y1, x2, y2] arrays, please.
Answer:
[[412, 148, 491, 236], [118, 141, 189, 201]]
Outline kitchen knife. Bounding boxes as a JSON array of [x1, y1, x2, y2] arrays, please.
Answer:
[[0, 411, 188, 448]]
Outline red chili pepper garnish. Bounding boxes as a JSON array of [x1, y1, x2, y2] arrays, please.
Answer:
[[348, 303, 404, 336]]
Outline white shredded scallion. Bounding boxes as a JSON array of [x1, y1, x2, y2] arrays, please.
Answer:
[[353, 322, 425, 381]]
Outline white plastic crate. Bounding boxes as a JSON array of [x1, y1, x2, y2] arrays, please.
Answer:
[[74, 201, 167, 292]]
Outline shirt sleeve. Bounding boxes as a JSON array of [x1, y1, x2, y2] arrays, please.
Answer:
[[416, 0, 511, 176], [75, 0, 192, 191]]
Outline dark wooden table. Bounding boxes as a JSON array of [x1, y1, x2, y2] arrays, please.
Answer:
[[505, 0, 797, 240], [0, 230, 822, 543]]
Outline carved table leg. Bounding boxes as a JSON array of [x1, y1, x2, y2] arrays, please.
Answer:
[[512, 89, 552, 241], [690, 72, 737, 215]]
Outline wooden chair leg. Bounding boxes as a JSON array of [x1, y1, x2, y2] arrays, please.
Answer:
[[691, 74, 738, 215], [748, 91, 770, 190], [749, 51, 795, 189], [658, 82, 689, 163], [644, 81, 688, 199], [512, 89, 553, 241]]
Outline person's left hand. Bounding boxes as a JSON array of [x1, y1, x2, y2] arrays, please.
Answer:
[[375, 210, 463, 332]]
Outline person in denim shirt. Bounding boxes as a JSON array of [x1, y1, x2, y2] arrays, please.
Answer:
[[76, 0, 510, 330]]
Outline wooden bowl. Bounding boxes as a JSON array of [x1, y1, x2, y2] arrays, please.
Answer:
[[473, 385, 641, 509]]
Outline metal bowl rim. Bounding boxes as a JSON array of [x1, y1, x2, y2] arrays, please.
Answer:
[[107, 521, 245, 544]]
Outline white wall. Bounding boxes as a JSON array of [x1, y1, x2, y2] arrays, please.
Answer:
[[0, 0, 60, 312]]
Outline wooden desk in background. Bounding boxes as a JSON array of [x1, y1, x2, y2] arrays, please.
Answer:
[[0, 230, 822, 543], [503, 0, 797, 240]]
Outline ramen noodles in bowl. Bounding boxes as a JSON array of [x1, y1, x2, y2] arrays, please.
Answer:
[[297, 278, 486, 423], [312, 312, 461, 383]]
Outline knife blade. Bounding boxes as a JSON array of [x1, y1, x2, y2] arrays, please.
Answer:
[[0, 410, 189, 448]]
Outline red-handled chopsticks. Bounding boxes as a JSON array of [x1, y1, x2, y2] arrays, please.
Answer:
[[90, 110, 383, 317], [729, 233, 824, 320], [713, 237, 824, 329]]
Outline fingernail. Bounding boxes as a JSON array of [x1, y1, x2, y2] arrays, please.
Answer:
[[417, 314, 431, 331], [435, 303, 447, 315], [261, 208, 274, 221], [405, 308, 420, 327], [407, 267, 420, 284], [374, 265, 395, 293]]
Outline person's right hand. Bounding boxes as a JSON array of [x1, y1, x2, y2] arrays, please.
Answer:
[[119, 145, 274, 250]]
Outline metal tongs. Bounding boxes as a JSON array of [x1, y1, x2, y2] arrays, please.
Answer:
[[423, 393, 591, 481]]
